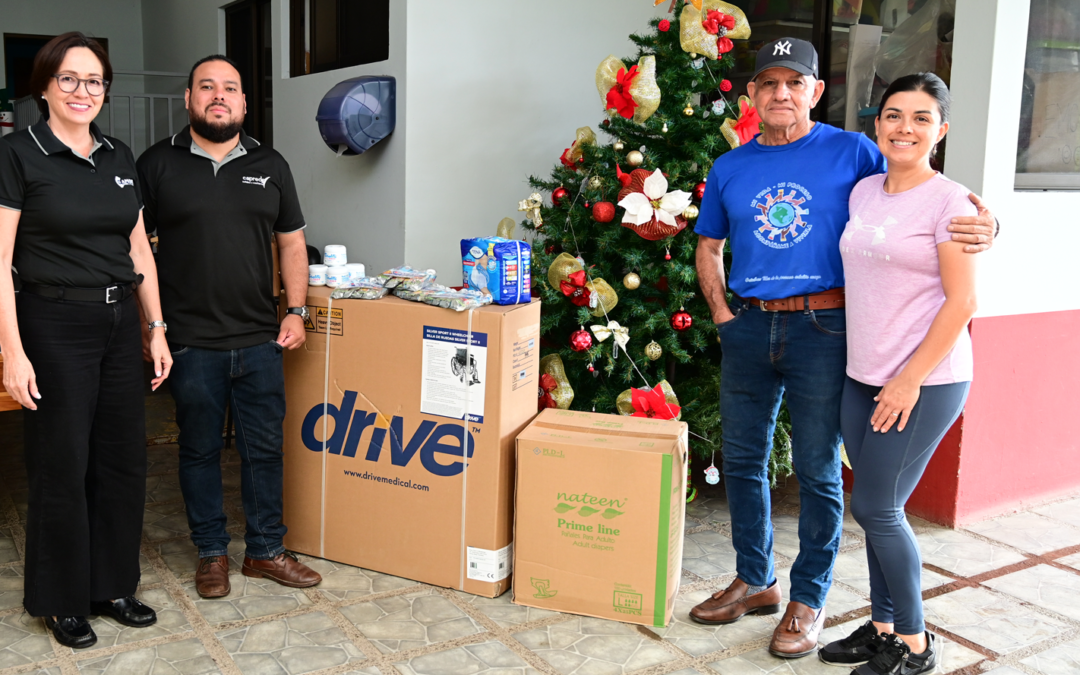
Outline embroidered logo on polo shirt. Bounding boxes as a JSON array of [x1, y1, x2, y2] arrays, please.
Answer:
[[751, 183, 813, 250], [115, 176, 134, 188], [242, 175, 271, 188]]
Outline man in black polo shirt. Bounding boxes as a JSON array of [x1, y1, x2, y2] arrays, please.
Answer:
[[137, 55, 320, 598]]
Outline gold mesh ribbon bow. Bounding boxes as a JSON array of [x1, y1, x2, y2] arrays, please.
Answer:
[[539, 354, 574, 409], [518, 193, 543, 229], [595, 55, 661, 124], [590, 321, 630, 358], [680, 0, 751, 60], [561, 127, 597, 167]]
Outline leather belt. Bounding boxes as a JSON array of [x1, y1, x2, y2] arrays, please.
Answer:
[[22, 282, 137, 304], [748, 288, 845, 312]]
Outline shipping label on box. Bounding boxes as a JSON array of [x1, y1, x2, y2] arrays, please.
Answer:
[[513, 410, 687, 626]]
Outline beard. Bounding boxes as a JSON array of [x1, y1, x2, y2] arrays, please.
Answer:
[[189, 104, 245, 144]]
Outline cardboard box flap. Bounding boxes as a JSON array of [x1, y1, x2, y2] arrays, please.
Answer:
[[524, 409, 687, 441]]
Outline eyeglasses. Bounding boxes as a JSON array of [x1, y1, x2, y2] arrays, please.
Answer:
[[51, 74, 109, 96]]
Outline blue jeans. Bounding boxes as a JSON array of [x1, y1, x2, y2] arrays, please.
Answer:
[[718, 300, 847, 609], [169, 340, 287, 560]]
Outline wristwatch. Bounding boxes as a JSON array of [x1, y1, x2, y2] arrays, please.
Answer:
[[286, 306, 310, 321], [148, 320, 168, 334]]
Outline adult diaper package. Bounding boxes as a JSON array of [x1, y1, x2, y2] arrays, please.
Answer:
[[460, 237, 531, 305]]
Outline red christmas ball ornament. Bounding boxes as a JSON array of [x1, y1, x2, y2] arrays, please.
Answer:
[[693, 182, 707, 202], [720, 79, 732, 92], [592, 201, 616, 223], [552, 187, 570, 207], [570, 327, 593, 352], [671, 308, 693, 331], [658, 19, 671, 32], [545, 244, 557, 254], [602, 119, 611, 127], [665, 251, 672, 261], [587, 363, 596, 373], [584, 201, 590, 208]]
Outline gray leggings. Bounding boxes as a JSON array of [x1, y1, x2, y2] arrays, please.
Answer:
[[841, 377, 970, 634]]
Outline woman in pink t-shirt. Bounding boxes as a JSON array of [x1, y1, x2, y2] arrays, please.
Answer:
[[817, 73, 978, 675]]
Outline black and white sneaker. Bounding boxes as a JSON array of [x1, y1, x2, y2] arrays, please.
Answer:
[[853, 632, 937, 675], [818, 620, 885, 665]]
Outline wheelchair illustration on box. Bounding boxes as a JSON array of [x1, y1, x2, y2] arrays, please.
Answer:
[[451, 347, 482, 386]]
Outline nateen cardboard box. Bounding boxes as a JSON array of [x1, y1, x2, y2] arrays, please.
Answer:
[[282, 287, 540, 597], [512, 409, 687, 626]]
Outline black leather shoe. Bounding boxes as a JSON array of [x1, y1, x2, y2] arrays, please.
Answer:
[[90, 596, 157, 627], [43, 616, 97, 649]]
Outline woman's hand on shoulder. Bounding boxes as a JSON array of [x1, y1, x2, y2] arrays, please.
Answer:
[[871, 375, 921, 433], [148, 332, 172, 391], [2, 351, 40, 410]]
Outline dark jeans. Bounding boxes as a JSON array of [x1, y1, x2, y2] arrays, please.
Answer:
[[842, 377, 969, 634], [718, 300, 847, 609], [16, 292, 146, 617], [169, 340, 287, 560]]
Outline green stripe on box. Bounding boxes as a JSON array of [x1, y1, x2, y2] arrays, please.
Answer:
[[653, 453, 673, 626]]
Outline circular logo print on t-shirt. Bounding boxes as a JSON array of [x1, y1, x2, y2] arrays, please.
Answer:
[[751, 183, 814, 249]]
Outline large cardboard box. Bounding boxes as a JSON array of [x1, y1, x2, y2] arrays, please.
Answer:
[[512, 409, 687, 626], [283, 287, 541, 597]]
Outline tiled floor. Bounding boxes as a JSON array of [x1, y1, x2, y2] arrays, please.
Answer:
[[2, 409, 1080, 675]]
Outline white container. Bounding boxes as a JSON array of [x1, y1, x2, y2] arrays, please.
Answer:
[[345, 263, 365, 282], [324, 245, 347, 266], [308, 264, 328, 286], [326, 265, 349, 288]]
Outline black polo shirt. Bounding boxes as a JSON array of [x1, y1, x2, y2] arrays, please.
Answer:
[[137, 126, 305, 350], [0, 120, 142, 287]]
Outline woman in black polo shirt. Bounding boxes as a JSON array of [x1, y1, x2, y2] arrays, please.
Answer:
[[0, 33, 172, 648]]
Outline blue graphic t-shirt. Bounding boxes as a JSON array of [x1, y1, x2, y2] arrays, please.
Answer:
[[695, 122, 885, 300]]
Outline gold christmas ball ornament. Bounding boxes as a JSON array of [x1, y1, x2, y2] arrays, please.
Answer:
[[645, 341, 663, 361], [683, 105, 695, 117], [587, 176, 603, 190], [627, 150, 644, 166], [613, 141, 625, 151], [622, 272, 641, 290], [683, 204, 700, 220], [689, 52, 698, 59]]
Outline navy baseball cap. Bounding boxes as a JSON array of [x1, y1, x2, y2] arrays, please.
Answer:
[[752, 38, 819, 80]]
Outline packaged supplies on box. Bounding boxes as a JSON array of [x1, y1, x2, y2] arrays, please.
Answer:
[[461, 237, 532, 305]]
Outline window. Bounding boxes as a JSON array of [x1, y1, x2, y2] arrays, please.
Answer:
[[289, 0, 389, 77], [1015, 0, 1080, 190]]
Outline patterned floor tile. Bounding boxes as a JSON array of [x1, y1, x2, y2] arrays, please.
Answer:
[[771, 515, 857, 563], [829, 551, 953, 598], [0, 612, 53, 669], [681, 529, 738, 579], [139, 553, 161, 587], [1058, 552, 1080, 571], [513, 616, 677, 675], [76, 636, 219, 674], [306, 557, 420, 602], [0, 527, 19, 565], [775, 567, 868, 616], [8, 490, 28, 524], [818, 618, 983, 672], [644, 588, 774, 657], [79, 587, 192, 652], [922, 586, 1067, 655], [183, 572, 315, 625], [705, 646, 837, 674], [915, 527, 1027, 577], [1019, 636, 1080, 674], [452, 590, 562, 628], [1032, 498, 1080, 530], [966, 512, 1080, 555], [982, 668, 1027, 675], [0, 565, 24, 611], [144, 445, 181, 475], [686, 497, 730, 527], [393, 640, 540, 675], [338, 589, 484, 654], [145, 471, 185, 504], [983, 564, 1080, 621], [217, 611, 366, 675]]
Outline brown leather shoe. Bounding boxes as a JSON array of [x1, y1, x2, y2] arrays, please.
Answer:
[[241, 552, 322, 588], [689, 578, 782, 625], [769, 601, 825, 659], [195, 556, 231, 599]]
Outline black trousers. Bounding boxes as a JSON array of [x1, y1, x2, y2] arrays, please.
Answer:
[[17, 291, 146, 617]]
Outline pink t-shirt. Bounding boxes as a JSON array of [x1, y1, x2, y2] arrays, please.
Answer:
[[841, 173, 975, 386]]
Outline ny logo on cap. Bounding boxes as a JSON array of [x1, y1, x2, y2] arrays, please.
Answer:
[[774, 40, 793, 56]]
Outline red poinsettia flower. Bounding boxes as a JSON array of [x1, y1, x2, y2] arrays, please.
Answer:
[[538, 374, 558, 411], [559, 270, 592, 307], [734, 97, 763, 145], [630, 384, 681, 420], [605, 66, 639, 119]]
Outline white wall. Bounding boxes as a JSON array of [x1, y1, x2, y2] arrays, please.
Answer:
[[403, 0, 666, 279], [948, 0, 1080, 317]]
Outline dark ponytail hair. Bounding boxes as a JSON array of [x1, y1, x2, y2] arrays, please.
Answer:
[[877, 72, 951, 123]]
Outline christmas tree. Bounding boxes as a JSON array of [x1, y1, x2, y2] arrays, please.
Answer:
[[523, 0, 793, 488]]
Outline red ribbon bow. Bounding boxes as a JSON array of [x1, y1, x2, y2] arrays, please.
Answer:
[[605, 66, 640, 120], [560, 142, 584, 170], [559, 270, 592, 307], [734, 98, 763, 146], [702, 10, 735, 34], [538, 374, 558, 411], [630, 384, 681, 420]]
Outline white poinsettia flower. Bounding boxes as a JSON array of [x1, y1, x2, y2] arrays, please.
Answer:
[[617, 169, 693, 227]]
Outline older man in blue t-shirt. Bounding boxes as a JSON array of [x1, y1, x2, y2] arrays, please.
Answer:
[[691, 39, 995, 659]]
